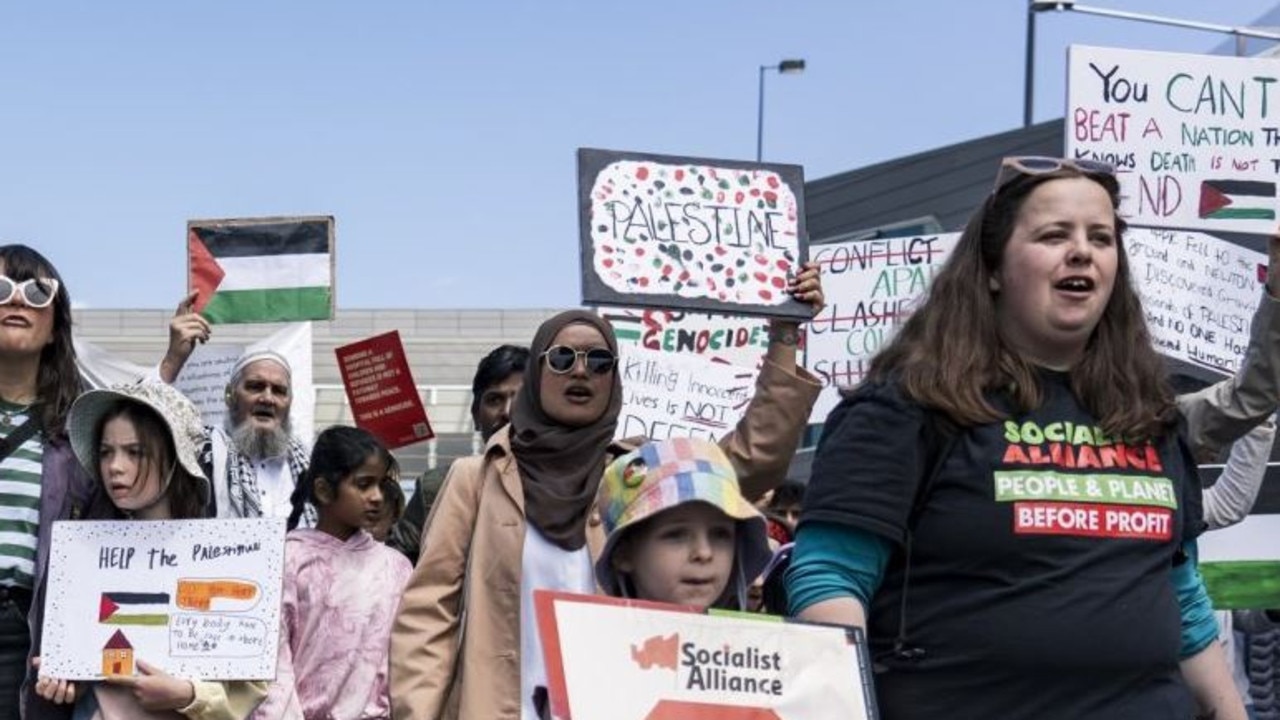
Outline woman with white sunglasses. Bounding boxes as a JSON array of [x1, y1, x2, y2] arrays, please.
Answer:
[[0, 245, 98, 720]]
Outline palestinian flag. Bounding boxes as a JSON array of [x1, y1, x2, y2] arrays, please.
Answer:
[[188, 216, 334, 324], [99, 592, 171, 626], [1198, 180, 1276, 221]]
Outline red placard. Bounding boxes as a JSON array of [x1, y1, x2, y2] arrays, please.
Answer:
[[335, 331, 434, 449]]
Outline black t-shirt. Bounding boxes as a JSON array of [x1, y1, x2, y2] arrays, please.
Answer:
[[803, 373, 1203, 720]]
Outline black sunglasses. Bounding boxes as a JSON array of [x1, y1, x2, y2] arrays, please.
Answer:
[[542, 345, 617, 375], [992, 156, 1116, 195], [0, 275, 59, 309]]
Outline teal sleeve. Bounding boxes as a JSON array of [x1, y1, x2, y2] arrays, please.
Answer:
[[1172, 539, 1219, 659], [784, 521, 891, 616]]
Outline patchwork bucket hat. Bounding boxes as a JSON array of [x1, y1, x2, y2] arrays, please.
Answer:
[[595, 437, 770, 598]]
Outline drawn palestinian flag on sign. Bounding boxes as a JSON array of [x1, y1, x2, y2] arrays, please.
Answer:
[[1198, 180, 1276, 221], [99, 592, 171, 626], [188, 216, 334, 324]]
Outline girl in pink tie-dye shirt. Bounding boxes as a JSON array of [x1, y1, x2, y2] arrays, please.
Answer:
[[252, 427, 411, 720]]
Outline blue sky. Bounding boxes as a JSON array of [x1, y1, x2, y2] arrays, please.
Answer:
[[3, 1, 1279, 310]]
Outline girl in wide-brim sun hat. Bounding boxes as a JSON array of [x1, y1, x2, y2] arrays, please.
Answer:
[[66, 380, 210, 519]]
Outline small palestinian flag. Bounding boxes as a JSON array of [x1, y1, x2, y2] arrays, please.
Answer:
[[188, 216, 334, 324], [1198, 180, 1276, 221], [99, 592, 171, 626]]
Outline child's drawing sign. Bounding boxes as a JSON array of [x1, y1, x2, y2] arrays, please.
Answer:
[[579, 148, 811, 320], [41, 518, 285, 680]]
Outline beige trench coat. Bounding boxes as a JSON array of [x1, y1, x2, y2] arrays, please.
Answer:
[[389, 360, 821, 720]]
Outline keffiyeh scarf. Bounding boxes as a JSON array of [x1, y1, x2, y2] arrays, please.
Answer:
[[201, 426, 317, 527]]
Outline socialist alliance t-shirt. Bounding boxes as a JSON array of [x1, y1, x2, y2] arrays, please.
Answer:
[[803, 373, 1201, 720]]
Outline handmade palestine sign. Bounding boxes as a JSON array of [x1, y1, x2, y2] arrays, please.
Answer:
[[1067, 45, 1280, 234], [40, 518, 285, 680], [535, 590, 877, 720], [579, 148, 810, 320], [336, 330, 434, 449]]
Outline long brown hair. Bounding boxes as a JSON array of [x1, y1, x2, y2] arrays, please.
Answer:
[[0, 245, 81, 436], [868, 166, 1175, 440]]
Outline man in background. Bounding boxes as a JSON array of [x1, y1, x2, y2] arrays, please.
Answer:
[[387, 344, 528, 563]]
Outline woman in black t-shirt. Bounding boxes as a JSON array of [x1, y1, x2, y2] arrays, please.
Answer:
[[788, 158, 1245, 720]]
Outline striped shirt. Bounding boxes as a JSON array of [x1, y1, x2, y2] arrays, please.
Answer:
[[0, 402, 42, 589]]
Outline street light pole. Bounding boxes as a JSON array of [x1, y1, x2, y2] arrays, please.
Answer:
[[757, 65, 767, 163], [756, 58, 806, 162], [1040, 2, 1280, 39], [1024, 5, 1037, 127]]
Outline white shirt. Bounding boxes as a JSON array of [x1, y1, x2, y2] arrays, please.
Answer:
[[253, 456, 293, 519], [519, 525, 595, 720]]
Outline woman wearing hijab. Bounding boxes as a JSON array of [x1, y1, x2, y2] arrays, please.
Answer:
[[391, 275, 824, 720]]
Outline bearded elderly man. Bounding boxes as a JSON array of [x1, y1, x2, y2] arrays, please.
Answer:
[[197, 350, 312, 522], [160, 293, 313, 524]]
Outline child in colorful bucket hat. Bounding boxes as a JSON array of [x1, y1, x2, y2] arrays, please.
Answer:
[[66, 380, 211, 519], [596, 437, 772, 610]]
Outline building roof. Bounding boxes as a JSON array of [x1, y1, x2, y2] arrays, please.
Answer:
[[804, 120, 1064, 241], [103, 629, 132, 650]]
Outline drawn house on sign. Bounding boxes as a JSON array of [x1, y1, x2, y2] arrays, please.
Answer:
[[101, 630, 134, 677]]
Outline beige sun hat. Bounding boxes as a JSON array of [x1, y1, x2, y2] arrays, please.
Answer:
[[67, 381, 209, 504]]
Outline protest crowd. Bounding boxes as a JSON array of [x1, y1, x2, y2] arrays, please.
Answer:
[[0, 151, 1276, 720], [2, 88, 1280, 720]]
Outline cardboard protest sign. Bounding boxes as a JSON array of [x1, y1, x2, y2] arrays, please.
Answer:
[[188, 216, 335, 324], [804, 233, 960, 422], [1125, 228, 1264, 377], [579, 148, 810, 320], [335, 330, 434, 449], [40, 518, 285, 680], [602, 306, 772, 370], [1067, 45, 1280, 234], [618, 346, 755, 442], [535, 590, 877, 720]]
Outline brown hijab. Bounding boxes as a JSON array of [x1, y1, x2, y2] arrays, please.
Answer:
[[510, 310, 622, 551]]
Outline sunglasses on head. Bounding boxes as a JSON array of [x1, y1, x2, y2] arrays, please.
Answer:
[[0, 275, 59, 309], [993, 156, 1116, 195], [541, 345, 617, 375]]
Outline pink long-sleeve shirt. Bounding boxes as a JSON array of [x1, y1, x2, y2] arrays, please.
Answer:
[[252, 529, 411, 720]]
